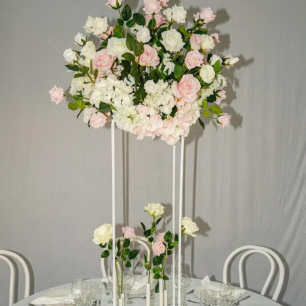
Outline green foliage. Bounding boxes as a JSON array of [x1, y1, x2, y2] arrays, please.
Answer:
[[209, 105, 223, 115], [126, 19, 136, 27], [65, 64, 80, 72], [140, 222, 146, 231], [99, 243, 107, 248], [68, 102, 79, 111], [101, 250, 110, 258], [156, 217, 163, 225], [144, 229, 152, 237], [174, 64, 183, 79], [154, 273, 161, 279], [128, 250, 139, 260], [118, 18, 124, 26], [155, 282, 159, 293], [125, 260, 131, 268], [153, 255, 163, 266], [201, 99, 208, 109], [123, 238, 130, 248], [122, 52, 136, 63], [203, 109, 210, 117], [198, 118, 205, 130], [117, 239, 121, 251], [194, 28, 208, 35], [124, 248, 130, 255], [213, 60, 221, 73], [122, 4, 132, 21], [164, 231, 173, 243], [113, 24, 124, 38], [126, 33, 137, 52], [153, 267, 162, 274], [163, 275, 169, 280], [99, 102, 111, 113], [134, 13, 146, 26], [148, 18, 156, 29], [207, 94, 216, 103]]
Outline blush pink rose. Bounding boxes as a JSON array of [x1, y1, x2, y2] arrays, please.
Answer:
[[156, 232, 165, 243], [122, 226, 136, 239], [190, 34, 203, 51], [106, 0, 123, 8], [185, 50, 204, 69], [171, 74, 201, 103], [216, 89, 226, 105], [143, 0, 161, 15], [49, 86, 64, 105], [159, 0, 169, 7], [152, 241, 166, 256], [193, 7, 216, 23], [218, 113, 230, 128], [211, 33, 220, 44], [146, 14, 165, 27], [90, 112, 109, 129], [93, 49, 116, 70], [98, 27, 113, 40], [139, 45, 160, 67]]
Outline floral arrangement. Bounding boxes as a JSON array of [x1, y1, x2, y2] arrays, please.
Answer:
[[49, 0, 239, 145], [93, 202, 199, 297]]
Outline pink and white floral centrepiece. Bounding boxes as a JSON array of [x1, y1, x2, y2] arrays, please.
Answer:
[[49, 0, 239, 145]]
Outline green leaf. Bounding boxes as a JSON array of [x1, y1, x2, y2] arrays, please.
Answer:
[[151, 227, 156, 235], [113, 24, 123, 38], [201, 99, 208, 109], [101, 250, 110, 258], [156, 217, 163, 225], [209, 104, 223, 115], [126, 33, 137, 52], [122, 4, 132, 21], [148, 237, 154, 243], [65, 64, 80, 72], [128, 250, 139, 260], [163, 275, 169, 281], [207, 94, 216, 103], [164, 231, 173, 243], [155, 282, 159, 293], [108, 239, 113, 250], [122, 52, 135, 63], [153, 267, 162, 274], [169, 241, 178, 247], [126, 19, 136, 27], [177, 25, 186, 35], [198, 118, 205, 130], [99, 102, 111, 113], [125, 260, 132, 268], [144, 254, 148, 262], [121, 255, 126, 261], [99, 243, 107, 248], [213, 60, 221, 73], [68, 102, 79, 111], [78, 100, 85, 110], [148, 18, 156, 29], [194, 28, 208, 35], [123, 238, 130, 248], [154, 273, 161, 279], [153, 256, 163, 266], [117, 239, 121, 251], [144, 262, 150, 270], [184, 41, 191, 51], [74, 73, 85, 78], [134, 13, 146, 26], [140, 222, 146, 231], [118, 18, 124, 26], [174, 64, 183, 79], [124, 248, 131, 255], [175, 234, 178, 242], [203, 109, 210, 117], [167, 250, 172, 256], [144, 229, 151, 238], [170, 106, 177, 117], [207, 53, 213, 63]]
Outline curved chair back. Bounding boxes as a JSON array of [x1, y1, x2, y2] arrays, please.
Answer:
[[0, 250, 31, 306], [101, 236, 150, 278], [223, 245, 285, 301]]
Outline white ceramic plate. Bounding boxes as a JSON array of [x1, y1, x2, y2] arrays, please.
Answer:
[[44, 289, 71, 297], [194, 281, 242, 300]]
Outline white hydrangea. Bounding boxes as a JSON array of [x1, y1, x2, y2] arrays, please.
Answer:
[[162, 53, 175, 75], [83, 16, 108, 36], [113, 104, 137, 131], [69, 77, 85, 96]]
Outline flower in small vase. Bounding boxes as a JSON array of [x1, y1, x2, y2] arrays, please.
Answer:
[[182, 217, 199, 237], [144, 203, 165, 217], [93, 223, 113, 244], [152, 241, 166, 255], [49, 86, 64, 105], [122, 226, 136, 239]]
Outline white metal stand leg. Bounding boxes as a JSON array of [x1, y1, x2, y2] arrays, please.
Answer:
[[111, 121, 117, 306], [172, 145, 176, 306], [178, 137, 185, 306]]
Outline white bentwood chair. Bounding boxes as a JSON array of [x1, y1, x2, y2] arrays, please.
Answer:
[[100, 236, 150, 278], [222, 245, 285, 302], [0, 250, 31, 306]]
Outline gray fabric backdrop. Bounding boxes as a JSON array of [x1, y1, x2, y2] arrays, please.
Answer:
[[0, 0, 306, 305]]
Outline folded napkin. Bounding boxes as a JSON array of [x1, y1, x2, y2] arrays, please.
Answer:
[[30, 293, 74, 305], [201, 276, 246, 294]]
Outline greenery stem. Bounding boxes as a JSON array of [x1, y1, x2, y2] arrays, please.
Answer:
[[147, 216, 156, 284], [115, 261, 121, 299], [75, 60, 95, 85]]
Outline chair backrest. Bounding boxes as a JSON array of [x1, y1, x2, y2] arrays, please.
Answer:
[[101, 236, 150, 278], [0, 250, 31, 306], [223, 245, 285, 301]]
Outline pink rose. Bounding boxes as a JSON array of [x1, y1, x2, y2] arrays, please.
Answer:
[[139, 45, 160, 67], [146, 14, 165, 27], [159, 0, 169, 7], [171, 74, 201, 103], [211, 33, 219, 44], [189, 34, 203, 51], [156, 232, 165, 243], [106, 0, 123, 8], [143, 0, 161, 15], [122, 226, 136, 239], [98, 27, 113, 40], [193, 7, 216, 23], [218, 113, 230, 128], [49, 86, 64, 105], [93, 49, 116, 70], [216, 89, 226, 105], [152, 241, 166, 256], [90, 112, 109, 129], [185, 50, 204, 70]]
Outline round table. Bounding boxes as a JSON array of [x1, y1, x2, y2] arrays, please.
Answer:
[[14, 278, 281, 306]]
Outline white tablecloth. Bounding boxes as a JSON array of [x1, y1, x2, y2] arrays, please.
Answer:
[[13, 278, 281, 306]]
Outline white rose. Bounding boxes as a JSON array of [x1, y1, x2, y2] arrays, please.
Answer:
[[63, 48, 77, 63], [81, 41, 96, 59], [93, 224, 113, 245], [161, 29, 184, 52], [201, 34, 215, 51], [83, 107, 96, 123], [200, 64, 215, 83], [163, 8, 173, 22], [224, 54, 239, 66], [171, 5, 187, 23], [136, 27, 151, 43], [84, 16, 108, 36], [144, 80, 158, 94], [210, 54, 222, 66], [163, 53, 175, 75], [182, 217, 199, 237], [106, 37, 130, 60], [130, 24, 144, 34], [144, 203, 165, 217], [75, 33, 86, 46]]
